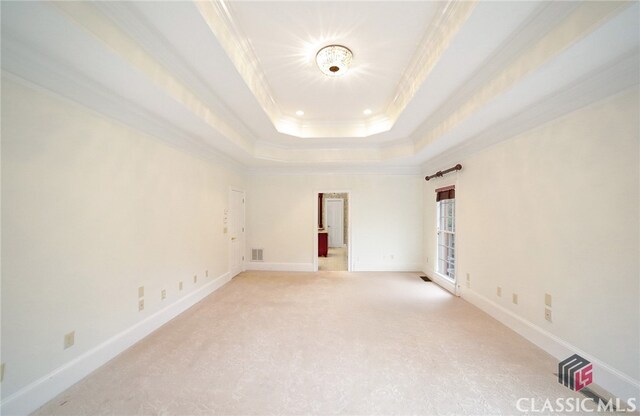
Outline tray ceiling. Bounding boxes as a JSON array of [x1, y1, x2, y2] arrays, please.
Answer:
[[2, 1, 638, 172]]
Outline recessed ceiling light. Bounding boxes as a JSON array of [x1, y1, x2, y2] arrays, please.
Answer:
[[296, 110, 304, 116], [363, 109, 372, 115], [316, 45, 353, 77]]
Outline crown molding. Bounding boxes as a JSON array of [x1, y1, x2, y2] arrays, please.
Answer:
[[1, 30, 417, 171], [53, 1, 254, 155], [246, 164, 422, 177], [197, 0, 475, 139], [3, 1, 635, 173], [410, 1, 577, 146], [410, 1, 630, 154], [0, 40, 247, 174], [195, 1, 283, 128], [93, 2, 261, 145], [252, 138, 419, 165], [385, 1, 477, 123], [420, 50, 640, 175]]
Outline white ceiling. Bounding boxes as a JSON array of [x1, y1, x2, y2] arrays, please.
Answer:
[[2, 1, 638, 173]]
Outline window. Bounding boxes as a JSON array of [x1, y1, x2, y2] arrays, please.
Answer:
[[436, 189, 456, 281]]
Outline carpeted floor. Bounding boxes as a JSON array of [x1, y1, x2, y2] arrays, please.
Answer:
[[318, 247, 348, 271], [34, 271, 591, 415]]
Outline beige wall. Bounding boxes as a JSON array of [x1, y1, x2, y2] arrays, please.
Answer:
[[247, 174, 423, 271], [1, 77, 245, 399], [3, 75, 638, 407], [423, 88, 639, 395]]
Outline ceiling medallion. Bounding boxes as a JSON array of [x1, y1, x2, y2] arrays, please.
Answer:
[[316, 45, 353, 77]]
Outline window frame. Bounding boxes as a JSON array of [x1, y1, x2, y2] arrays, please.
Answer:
[[436, 198, 456, 282]]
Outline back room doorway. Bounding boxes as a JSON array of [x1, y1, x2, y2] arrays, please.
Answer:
[[316, 192, 350, 271]]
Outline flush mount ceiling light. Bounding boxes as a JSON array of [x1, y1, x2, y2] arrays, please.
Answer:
[[295, 110, 304, 116], [316, 45, 353, 77]]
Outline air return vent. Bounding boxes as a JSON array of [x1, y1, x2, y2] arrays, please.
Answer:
[[251, 249, 264, 261]]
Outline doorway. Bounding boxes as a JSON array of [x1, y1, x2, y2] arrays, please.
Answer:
[[229, 188, 245, 278], [316, 192, 349, 271]]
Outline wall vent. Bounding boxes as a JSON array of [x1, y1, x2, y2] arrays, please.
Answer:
[[251, 248, 264, 261]]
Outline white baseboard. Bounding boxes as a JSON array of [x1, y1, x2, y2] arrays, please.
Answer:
[[462, 288, 640, 403], [423, 271, 457, 295], [0, 272, 232, 416], [244, 262, 314, 272], [353, 263, 423, 272], [244, 261, 422, 273]]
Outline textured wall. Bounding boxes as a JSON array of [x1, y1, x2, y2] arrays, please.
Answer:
[[247, 175, 423, 271], [423, 88, 639, 389], [1, 77, 245, 399]]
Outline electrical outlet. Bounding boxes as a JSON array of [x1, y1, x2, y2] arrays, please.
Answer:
[[206, 270, 209, 277], [193, 275, 197, 283], [64, 331, 75, 349], [138, 299, 144, 312], [426, 257, 429, 263], [497, 286, 502, 297], [545, 308, 552, 322], [161, 289, 166, 300], [466, 273, 470, 281], [545, 293, 552, 307], [1, 363, 5, 382], [138, 286, 144, 298], [512, 293, 518, 305], [179, 281, 183, 291]]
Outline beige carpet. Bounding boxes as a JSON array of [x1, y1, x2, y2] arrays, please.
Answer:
[[318, 247, 348, 271], [34, 271, 592, 415]]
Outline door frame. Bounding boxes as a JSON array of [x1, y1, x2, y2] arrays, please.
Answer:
[[313, 190, 351, 272], [229, 187, 246, 277]]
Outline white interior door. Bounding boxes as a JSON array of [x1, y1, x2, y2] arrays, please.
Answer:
[[326, 198, 344, 248], [229, 189, 245, 277]]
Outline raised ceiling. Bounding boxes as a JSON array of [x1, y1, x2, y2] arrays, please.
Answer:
[[2, 1, 638, 172]]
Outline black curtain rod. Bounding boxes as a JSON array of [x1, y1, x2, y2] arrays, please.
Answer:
[[425, 164, 462, 181]]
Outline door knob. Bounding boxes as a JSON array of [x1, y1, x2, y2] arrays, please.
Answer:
[[231, 237, 237, 241]]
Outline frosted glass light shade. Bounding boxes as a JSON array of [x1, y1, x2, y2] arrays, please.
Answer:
[[316, 45, 353, 77]]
